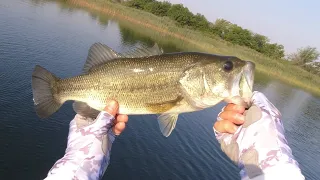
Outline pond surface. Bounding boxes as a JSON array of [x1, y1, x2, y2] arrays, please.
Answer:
[[0, 0, 319, 179]]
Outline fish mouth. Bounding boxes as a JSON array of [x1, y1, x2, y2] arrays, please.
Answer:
[[227, 61, 255, 106], [243, 61, 255, 92], [239, 61, 255, 104]]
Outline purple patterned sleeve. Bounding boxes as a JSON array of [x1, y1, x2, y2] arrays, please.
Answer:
[[214, 91, 305, 180], [44, 111, 116, 180]]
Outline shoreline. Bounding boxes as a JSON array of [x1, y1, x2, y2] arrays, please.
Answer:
[[66, 0, 320, 97], [68, 0, 204, 48]]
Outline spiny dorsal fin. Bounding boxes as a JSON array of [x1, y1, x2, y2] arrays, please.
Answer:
[[83, 43, 122, 73], [121, 43, 163, 58]]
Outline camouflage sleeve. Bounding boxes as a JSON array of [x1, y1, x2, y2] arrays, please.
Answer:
[[214, 91, 305, 180], [44, 111, 116, 180]]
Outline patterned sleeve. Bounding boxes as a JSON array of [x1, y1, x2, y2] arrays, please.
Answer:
[[214, 91, 305, 180], [44, 111, 116, 180]]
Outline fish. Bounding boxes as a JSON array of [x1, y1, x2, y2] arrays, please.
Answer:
[[31, 42, 255, 137]]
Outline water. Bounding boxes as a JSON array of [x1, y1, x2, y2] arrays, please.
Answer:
[[0, 0, 319, 179]]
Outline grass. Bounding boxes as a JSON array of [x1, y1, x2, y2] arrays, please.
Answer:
[[62, 0, 320, 97]]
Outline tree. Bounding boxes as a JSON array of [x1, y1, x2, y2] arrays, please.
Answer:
[[144, 1, 171, 17], [190, 13, 210, 31], [124, 0, 154, 10], [263, 43, 285, 59], [211, 19, 232, 39], [223, 24, 252, 47], [287, 46, 320, 65], [167, 4, 194, 27], [251, 34, 269, 52], [302, 62, 320, 75]]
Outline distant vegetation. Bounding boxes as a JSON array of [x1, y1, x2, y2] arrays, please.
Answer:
[[123, 0, 286, 59], [122, 0, 319, 75], [287, 46, 320, 75]]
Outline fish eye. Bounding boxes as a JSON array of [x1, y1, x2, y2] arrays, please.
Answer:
[[223, 61, 233, 72]]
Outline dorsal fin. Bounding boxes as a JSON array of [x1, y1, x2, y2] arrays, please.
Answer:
[[83, 43, 122, 73], [121, 43, 163, 58]]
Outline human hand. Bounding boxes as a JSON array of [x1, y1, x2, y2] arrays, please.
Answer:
[[105, 100, 128, 136], [213, 92, 304, 180], [45, 100, 128, 180], [213, 103, 246, 134]]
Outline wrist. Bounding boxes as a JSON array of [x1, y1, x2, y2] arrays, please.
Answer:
[[46, 112, 116, 179]]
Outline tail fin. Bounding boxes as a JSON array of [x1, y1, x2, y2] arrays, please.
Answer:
[[31, 65, 62, 118]]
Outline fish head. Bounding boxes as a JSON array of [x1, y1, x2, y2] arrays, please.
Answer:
[[201, 55, 255, 107]]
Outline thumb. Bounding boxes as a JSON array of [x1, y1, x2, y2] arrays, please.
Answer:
[[103, 100, 119, 117]]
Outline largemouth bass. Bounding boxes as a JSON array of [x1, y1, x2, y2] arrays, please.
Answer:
[[31, 43, 255, 137]]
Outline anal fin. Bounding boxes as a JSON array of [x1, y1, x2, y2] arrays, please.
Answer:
[[157, 113, 179, 137]]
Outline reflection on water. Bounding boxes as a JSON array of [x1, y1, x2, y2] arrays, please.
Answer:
[[0, 0, 319, 179]]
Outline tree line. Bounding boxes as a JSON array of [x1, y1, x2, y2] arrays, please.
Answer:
[[122, 0, 285, 59], [119, 0, 319, 74]]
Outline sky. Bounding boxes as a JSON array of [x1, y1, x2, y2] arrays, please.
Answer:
[[162, 0, 320, 56]]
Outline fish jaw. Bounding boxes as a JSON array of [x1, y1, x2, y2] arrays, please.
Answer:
[[244, 61, 255, 92], [241, 61, 255, 104], [226, 61, 255, 106]]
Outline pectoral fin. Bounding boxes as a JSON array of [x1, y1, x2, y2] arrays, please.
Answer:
[[157, 113, 179, 137]]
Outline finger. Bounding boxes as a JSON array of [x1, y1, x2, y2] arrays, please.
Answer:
[[112, 115, 128, 126], [104, 100, 119, 117], [224, 104, 245, 113], [224, 96, 248, 108], [115, 114, 128, 123], [219, 111, 245, 125], [112, 122, 126, 135], [214, 120, 238, 134]]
